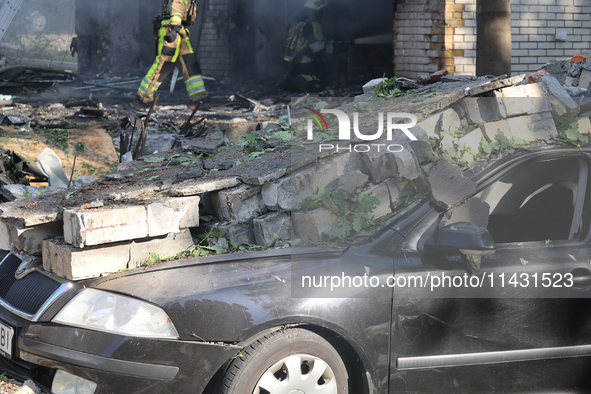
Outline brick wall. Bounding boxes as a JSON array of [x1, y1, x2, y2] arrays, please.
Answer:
[[509, 0, 591, 75], [196, 0, 234, 80], [394, 0, 446, 79], [444, 0, 476, 75], [395, 0, 591, 78]]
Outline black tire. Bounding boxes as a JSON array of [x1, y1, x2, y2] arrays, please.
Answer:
[[219, 328, 349, 394]]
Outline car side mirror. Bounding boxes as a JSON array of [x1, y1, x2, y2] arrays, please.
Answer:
[[429, 223, 496, 256], [423, 223, 496, 274]]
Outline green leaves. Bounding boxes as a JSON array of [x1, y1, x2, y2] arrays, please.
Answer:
[[302, 188, 380, 241], [480, 130, 527, 155], [374, 76, 415, 98]]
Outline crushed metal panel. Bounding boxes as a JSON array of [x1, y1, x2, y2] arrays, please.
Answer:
[[0, 0, 25, 42]]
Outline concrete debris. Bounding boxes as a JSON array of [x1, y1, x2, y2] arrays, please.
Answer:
[[253, 212, 291, 247], [428, 161, 476, 210], [453, 97, 502, 125], [4, 61, 591, 281], [0, 185, 41, 201], [417, 108, 461, 138], [292, 208, 336, 241], [35, 147, 70, 188], [439, 197, 491, 229], [171, 177, 241, 196], [541, 58, 571, 84], [336, 170, 369, 200], [362, 78, 386, 95], [15, 380, 41, 394], [365, 183, 392, 219], [212, 185, 266, 223], [535, 72, 578, 117], [43, 231, 194, 280], [481, 112, 557, 142], [493, 83, 551, 118], [214, 220, 256, 245]]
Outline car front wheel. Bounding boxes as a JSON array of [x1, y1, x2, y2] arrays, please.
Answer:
[[219, 328, 349, 394]]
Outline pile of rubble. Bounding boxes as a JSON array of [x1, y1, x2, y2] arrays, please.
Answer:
[[3, 59, 591, 282]]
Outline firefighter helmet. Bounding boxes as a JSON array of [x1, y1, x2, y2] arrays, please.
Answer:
[[304, 0, 328, 11]]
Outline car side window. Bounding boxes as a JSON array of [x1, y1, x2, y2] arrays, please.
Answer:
[[475, 158, 589, 244]]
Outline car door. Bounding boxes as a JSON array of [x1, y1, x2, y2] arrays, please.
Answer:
[[390, 151, 591, 393]]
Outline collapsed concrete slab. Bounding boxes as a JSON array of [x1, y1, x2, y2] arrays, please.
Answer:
[[63, 197, 200, 248], [439, 197, 491, 229], [536, 73, 578, 118], [417, 108, 462, 138], [428, 161, 476, 210], [43, 230, 194, 280], [481, 112, 557, 142], [6, 220, 63, 254], [170, 177, 241, 196], [453, 97, 503, 125], [493, 83, 552, 118]]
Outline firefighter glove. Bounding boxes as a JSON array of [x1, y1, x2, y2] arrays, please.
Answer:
[[164, 25, 182, 43]]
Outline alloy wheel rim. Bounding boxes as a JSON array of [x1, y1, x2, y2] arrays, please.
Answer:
[[253, 354, 337, 394]]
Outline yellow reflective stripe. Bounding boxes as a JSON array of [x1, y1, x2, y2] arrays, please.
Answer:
[[171, 16, 182, 24], [310, 40, 325, 53], [182, 0, 188, 4], [171, 38, 182, 62], [184, 36, 194, 53], [311, 21, 324, 41], [301, 56, 314, 63], [187, 78, 205, 90], [188, 86, 206, 96]]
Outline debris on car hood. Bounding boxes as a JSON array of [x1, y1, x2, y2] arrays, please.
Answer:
[[2, 58, 591, 281]]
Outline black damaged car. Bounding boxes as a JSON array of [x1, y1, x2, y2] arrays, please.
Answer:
[[1, 147, 591, 393]]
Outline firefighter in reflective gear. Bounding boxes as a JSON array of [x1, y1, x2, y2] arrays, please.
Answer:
[[137, 0, 207, 103], [284, 0, 334, 91]]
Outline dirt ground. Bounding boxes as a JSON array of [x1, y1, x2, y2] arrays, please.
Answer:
[[0, 124, 118, 179]]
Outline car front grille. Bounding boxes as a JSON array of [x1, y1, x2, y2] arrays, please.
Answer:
[[0, 254, 63, 318]]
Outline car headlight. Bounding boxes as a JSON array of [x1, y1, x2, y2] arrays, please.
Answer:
[[52, 288, 179, 339]]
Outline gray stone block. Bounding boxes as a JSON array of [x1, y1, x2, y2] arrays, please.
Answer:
[[336, 170, 369, 200], [579, 117, 591, 134], [215, 220, 257, 245], [459, 128, 484, 153], [365, 183, 392, 219], [428, 161, 477, 210], [407, 126, 434, 163], [537, 73, 578, 117], [63, 206, 148, 248], [439, 197, 491, 229], [212, 185, 266, 223], [362, 78, 386, 95], [454, 97, 503, 124], [43, 231, 194, 280], [253, 212, 291, 247], [292, 208, 336, 241], [493, 83, 552, 118], [7, 220, 63, 254]]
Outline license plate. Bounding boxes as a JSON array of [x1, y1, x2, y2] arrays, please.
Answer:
[[0, 321, 14, 358]]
